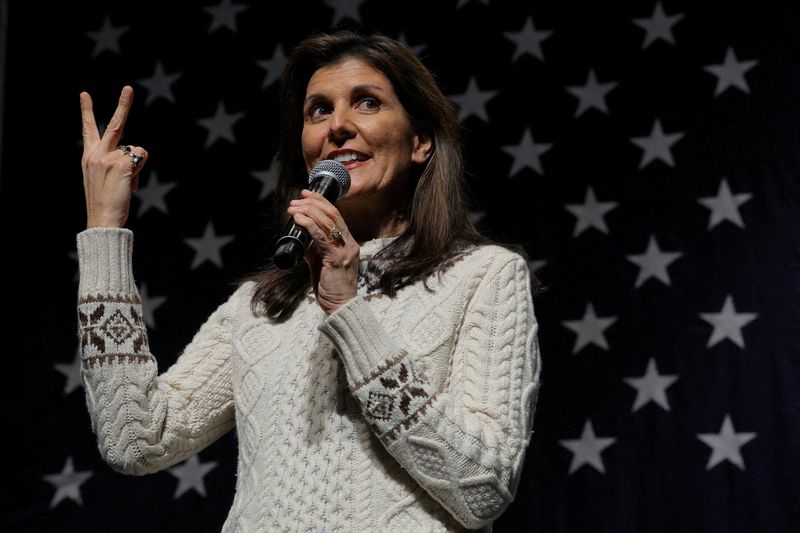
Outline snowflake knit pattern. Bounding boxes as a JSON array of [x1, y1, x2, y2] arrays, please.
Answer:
[[76, 227, 541, 532]]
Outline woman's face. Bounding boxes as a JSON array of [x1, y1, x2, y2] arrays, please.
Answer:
[[301, 58, 431, 216]]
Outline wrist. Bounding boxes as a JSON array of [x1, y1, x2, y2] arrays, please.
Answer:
[[86, 216, 126, 229], [322, 296, 355, 315]]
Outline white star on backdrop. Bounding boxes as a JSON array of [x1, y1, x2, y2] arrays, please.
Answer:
[[562, 302, 617, 353], [504, 17, 553, 62], [197, 102, 244, 148], [168, 454, 219, 498], [632, 2, 684, 49], [565, 187, 618, 236], [630, 119, 684, 169], [204, 0, 248, 33], [253, 161, 279, 201], [502, 128, 553, 177], [137, 62, 181, 106], [626, 235, 683, 288], [54, 349, 83, 396], [560, 420, 617, 474], [697, 178, 752, 229], [624, 358, 678, 412], [185, 222, 236, 269], [449, 77, 497, 123], [134, 171, 176, 218], [257, 44, 288, 89], [700, 295, 757, 349], [704, 47, 758, 96], [85, 16, 129, 57], [139, 283, 167, 329], [527, 258, 547, 273], [43, 456, 94, 508], [566, 70, 618, 117], [325, 0, 365, 25], [697, 415, 756, 470], [467, 210, 486, 226]]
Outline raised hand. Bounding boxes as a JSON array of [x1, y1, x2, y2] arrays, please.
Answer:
[[80, 85, 149, 229]]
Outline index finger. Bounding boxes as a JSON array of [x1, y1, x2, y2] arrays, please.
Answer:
[[80, 91, 100, 153], [299, 188, 340, 214], [99, 85, 134, 151]]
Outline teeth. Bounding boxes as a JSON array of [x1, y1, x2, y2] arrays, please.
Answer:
[[333, 152, 360, 163]]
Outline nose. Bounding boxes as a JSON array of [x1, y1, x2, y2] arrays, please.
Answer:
[[328, 106, 356, 145]]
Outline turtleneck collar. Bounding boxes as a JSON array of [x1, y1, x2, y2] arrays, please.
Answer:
[[356, 235, 406, 298], [358, 235, 400, 260]]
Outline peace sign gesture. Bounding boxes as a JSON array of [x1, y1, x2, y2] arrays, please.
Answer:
[[80, 85, 149, 229]]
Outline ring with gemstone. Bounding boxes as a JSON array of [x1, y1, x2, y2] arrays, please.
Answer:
[[329, 227, 343, 241], [117, 145, 132, 153], [129, 152, 144, 167]]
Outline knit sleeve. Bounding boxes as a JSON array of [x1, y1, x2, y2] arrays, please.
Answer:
[[77, 227, 238, 476], [319, 254, 541, 529]]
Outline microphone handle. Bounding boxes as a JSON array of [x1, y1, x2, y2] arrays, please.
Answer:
[[273, 174, 341, 270]]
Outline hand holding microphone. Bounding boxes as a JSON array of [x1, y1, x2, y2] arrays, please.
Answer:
[[279, 159, 359, 314], [274, 160, 351, 269]]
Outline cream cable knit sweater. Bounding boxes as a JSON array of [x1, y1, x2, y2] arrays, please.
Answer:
[[76, 227, 541, 532]]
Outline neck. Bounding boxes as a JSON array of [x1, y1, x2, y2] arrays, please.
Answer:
[[339, 202, 408, 243]]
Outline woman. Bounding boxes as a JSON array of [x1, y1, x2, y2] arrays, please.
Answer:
[[77, 30, 542, 532]]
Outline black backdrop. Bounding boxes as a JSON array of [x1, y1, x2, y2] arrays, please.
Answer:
[[3, 1, 800, 532]]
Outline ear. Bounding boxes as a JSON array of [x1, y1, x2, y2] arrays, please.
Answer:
[[411, 124, 433, 165]]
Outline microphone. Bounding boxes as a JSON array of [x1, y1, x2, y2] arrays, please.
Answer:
[[273, 159, 351, 270]]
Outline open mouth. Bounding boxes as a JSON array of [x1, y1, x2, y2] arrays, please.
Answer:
[[327, 150, 370, 170]]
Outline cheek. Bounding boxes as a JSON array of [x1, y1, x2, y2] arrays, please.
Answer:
[[376, 129, 412, 161], [384, 132, 416, 165], [300, 128, 319, 164]]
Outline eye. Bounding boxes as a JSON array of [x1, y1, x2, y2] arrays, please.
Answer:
[[306, 103, 330, 122], [356, 97, 381, 112]]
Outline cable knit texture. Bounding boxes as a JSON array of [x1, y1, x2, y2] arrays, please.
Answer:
[[76, 227, 542, 532]]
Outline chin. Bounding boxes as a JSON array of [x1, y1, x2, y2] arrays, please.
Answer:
[[339, 187, 364, 201], [337, 192, 374, 216]]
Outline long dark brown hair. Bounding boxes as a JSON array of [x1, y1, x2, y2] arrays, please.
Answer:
[[245, 30, 538, 320]]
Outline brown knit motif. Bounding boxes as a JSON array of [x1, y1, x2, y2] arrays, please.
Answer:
[[350, 350, 409, 391], [353, 354, 438, 443], [83, 353, 155, 368], [78, 293, 150, 358], [79, 293, 142, 305], [383, 392, 438, 442], [357, 259, 386, 296]]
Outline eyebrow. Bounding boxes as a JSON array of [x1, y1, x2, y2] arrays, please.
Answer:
[[304, 84, 386, 105]]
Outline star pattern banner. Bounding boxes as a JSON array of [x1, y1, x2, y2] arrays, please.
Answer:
[[2, 1, 799, 532]]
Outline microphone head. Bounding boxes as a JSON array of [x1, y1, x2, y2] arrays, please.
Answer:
[[309, 160, 351, 200]]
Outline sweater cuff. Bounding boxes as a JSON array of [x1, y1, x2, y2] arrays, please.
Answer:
[[318, 296, 404, 385], [77, 227, 137, 296]]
